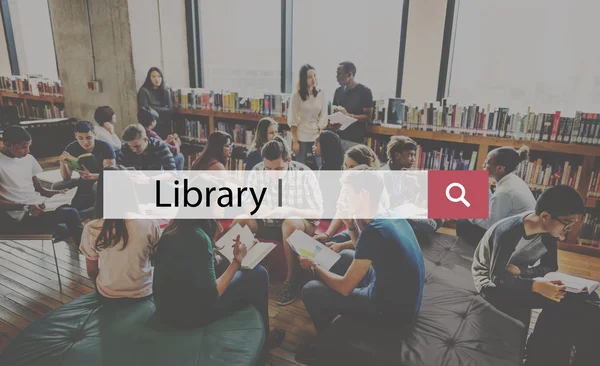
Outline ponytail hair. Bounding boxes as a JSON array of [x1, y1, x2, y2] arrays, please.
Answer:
[[491, 145, 529, 173]]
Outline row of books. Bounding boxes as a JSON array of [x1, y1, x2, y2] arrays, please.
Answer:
[[216, 121, 254, 146], [586, 164, 600, 198], [376, 98, 600, 146], [179, 119, 208, 141], [514, 158, 582, 190], [8, 101, 65, 120], [579, 213, 600, 248], [172, 88, 290, 117], [0, 75, 63, 96]]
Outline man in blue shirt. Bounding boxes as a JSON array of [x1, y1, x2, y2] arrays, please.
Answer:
[[296, 166, 425, 363]]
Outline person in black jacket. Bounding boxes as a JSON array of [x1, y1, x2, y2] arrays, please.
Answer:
[[117, 124, 175, 171], [472, 185, 598, 366], [137, 67, 172, 139]]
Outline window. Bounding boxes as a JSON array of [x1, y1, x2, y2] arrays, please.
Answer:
[[292, 0, 404, 100], [447, 0, 600, 116], [200, 0, 281, 94], [6, 0, 58, 79]]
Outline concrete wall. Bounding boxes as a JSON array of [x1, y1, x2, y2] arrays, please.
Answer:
[[48, 0, 138, 134], [129, 0, 189, 90], [0, 13, 11, 75], [401, 0, 448, 105]]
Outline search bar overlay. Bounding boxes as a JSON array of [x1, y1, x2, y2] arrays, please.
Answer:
[[102, 170, 489, 220], [427, 170, 489, 219]]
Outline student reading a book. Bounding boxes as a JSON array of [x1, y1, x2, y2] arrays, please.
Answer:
[[245, 117, 279, 171], [0, 126, 83, 246], [458, 145, 535, 246], [328, 61, 374, 151], [93, 106, 122, 154], [296, 165, 425, 364], [472, 185, 598, 366], [57, 120, 116, 216], [383, 136, 443, 234], [137, 106, 184, 170], [288, 64, 328, 166], [80, 166, 161, 302], [314, 144, 380, 252], [232, 136, 323, 306], [137, 67, 173, 138], [152, 218, 286, 349], [190, 131, 233, 171], [117, 124, 176, 171]]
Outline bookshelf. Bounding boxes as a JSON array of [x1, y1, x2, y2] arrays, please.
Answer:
[[0, 91, 65, 120]]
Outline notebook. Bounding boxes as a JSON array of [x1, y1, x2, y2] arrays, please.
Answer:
[[534, 272, 600, 294], [286, 229, 341, 271], [216, 224, 276, 270]]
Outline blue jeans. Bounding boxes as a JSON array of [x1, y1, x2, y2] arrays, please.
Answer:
[[211, 265, 270, 336], [407, 218, 442, 234], [174, 153, 184, 171], [295, 141, 321, 168], [302, 249, 378, 333]]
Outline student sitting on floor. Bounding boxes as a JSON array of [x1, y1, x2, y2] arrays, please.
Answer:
[[383, 135, 443, 233], [80, 166, 161, 302], [0, 126, 83, 247], [56, 120, 116, 218], [190, 131, 233, 171], [314, 144, 380, 252], [472, 185, 598, 366], [137, 107, 184, 170], [458, 145, 535, 246], [296, 165, 425, 364], [93, 106, 122, 155], [245, 117, 279, 171], [117, 124, 176, 171], [152, 218, 285, 349], [232, 136, 323, 306]]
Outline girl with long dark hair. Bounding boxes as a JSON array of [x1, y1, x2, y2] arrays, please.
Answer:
[[288, 64, 328, 166], [190, 131, 233, 170], [137, 67, 173, 138], [80, 166, 161, 300], [312, 130, 344, 171], [245, 117, 279, 170]]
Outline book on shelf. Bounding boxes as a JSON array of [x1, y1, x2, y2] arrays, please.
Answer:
[[216, 121, 254, 146], [216, 223, 276, 270], [579, 212, 600, 248], [514, 157, 582, 191], [0, 75, 63, 96], [533, 272, 599, 294], [171, 88, 290, 117], [181, 118, 208, 141]]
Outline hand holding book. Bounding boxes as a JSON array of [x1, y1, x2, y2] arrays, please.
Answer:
[[232, 234, 248, 265]]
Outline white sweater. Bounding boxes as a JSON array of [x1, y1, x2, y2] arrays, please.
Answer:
[[287, 90, 328, 142]]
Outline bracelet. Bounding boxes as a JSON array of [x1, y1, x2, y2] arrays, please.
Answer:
[[324, 232, 331, 240]]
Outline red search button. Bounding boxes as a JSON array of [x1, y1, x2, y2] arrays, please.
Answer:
[[428, 170, 489, 219]]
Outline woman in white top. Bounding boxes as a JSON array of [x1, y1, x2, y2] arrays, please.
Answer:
[[80, 166, 161, 301], [288, 64, 328, 166]]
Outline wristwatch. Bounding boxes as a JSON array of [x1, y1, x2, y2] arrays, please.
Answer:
[[23, 204, 30, 214], [311, 263, 317, 276]]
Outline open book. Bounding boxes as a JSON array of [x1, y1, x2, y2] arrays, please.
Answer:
[[534, 272, 600, 294], [66, 153, 100, 173], [286, 230, 341, 271], [216, 224, 276, 270], [42, 187, 78, 212], [328, 112, 358, 131]]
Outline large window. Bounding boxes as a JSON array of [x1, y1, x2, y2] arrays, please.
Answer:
[[200, 0, 281, 94], [292, 0, 404, 100], [447, 0, 600, 116]]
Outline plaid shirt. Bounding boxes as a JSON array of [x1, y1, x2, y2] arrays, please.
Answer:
[[247, 161, 323, 227]]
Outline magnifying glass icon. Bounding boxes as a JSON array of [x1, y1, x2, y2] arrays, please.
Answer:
[[446, 182, 471, 207]]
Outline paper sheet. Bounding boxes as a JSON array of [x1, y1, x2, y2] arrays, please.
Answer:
[[328, 112, 358, 131], [42, 187, 78, 212], [287, 229, 341, 270]]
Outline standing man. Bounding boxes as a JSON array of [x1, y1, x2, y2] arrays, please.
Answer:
[[330, 62, 374, 151]]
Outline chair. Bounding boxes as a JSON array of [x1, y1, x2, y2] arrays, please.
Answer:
[[0, 233, 63, 293]]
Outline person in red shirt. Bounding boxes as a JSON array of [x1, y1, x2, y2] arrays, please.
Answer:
[[137, 106, 184, 170]]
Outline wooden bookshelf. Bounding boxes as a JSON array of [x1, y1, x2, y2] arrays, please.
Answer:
[[0, 91, 65, 120]]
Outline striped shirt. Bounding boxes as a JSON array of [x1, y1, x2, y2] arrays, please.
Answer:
[[117, 137, 175, 171]]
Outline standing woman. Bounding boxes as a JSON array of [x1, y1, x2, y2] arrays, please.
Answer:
[[138, 67, 173, 139], [190, 131, 233, 171], [245, 117, 279, 170], [288, 64, 328, 166]]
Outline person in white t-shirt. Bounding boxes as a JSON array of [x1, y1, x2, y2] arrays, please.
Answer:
[[288, 64, 328, 166], [0, 126, 83, 246], [93, 105, 122, 153], [80, 166, 161, 301]]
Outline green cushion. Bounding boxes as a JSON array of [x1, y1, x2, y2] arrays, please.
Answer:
[[1, 293, 265, 366]]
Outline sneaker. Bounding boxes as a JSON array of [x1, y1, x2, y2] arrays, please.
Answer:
[[276, 281, 296, 306], [295, 343, 318, 365]]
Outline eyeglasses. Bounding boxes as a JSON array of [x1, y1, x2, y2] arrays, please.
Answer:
[[553, 216, 577, 232]]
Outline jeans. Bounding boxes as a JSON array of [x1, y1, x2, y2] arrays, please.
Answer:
[[173, 153, 184, 171], [211, 265, 271, 336], [302, 249, 378, 333], [295, 141, 321, 168], [407, 218, 442, 234], [456, 219, 487, 246], [331, 230, 351, 244], [51, 179, 96, 220], [0, 207, 83, 246]]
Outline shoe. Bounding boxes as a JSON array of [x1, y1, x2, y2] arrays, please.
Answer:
[[276, 281, 296, 306], [266, 329, 285, 349], [295, 343, 318, 365]]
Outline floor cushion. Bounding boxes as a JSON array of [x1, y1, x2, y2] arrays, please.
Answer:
[[316, 232, 524, 366], [1, 293, 265, 366]]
